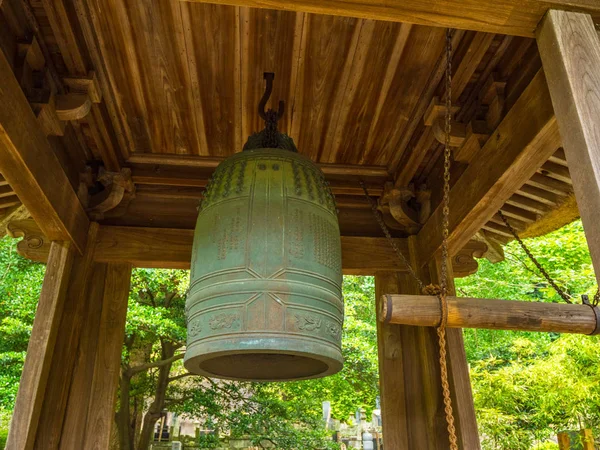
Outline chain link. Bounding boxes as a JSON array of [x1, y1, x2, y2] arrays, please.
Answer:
[[497, 210, 574, 304]]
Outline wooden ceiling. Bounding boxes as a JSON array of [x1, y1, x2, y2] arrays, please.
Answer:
[[0, 0, 577, 249]]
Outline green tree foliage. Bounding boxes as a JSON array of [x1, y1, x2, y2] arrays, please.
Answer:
[[0, 238, 45, 446], [279, 276, 379, 422], [117, 267, 342, 450], [457, 221, 600, 449], [3, 220, 599, 450]]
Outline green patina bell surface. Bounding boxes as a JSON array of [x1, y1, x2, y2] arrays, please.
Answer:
[[184, 147, 344, 381]]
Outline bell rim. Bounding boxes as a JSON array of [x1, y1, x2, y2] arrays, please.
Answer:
[[183, 337, 343, 382]]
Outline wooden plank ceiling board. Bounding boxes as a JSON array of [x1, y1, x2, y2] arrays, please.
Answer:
[[178, 0, 600, 38], [75, 2, 448, 166], [0, 0, 582, 249]]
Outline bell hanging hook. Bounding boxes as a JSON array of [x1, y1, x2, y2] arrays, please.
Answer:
[[258, 72, 285, 121]]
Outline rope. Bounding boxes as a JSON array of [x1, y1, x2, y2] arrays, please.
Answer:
[[362, 28, 459, 449], [438, 28, 459, 450]]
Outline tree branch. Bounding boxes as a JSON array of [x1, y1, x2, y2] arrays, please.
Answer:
[[127, 353, 184, 376], [168, 372, 195, 383]]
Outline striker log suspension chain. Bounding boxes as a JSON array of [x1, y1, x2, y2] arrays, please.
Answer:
[[361, 28, 459, 450], [498, 210, 600, 308]]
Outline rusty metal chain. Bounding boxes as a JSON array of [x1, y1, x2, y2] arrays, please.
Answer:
[[497, 210, 574, 305], [438, 27, 459, 450]]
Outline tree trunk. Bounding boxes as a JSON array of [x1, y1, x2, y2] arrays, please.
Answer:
[[115, 374, 133, 450], [137, 343, 176, 450]]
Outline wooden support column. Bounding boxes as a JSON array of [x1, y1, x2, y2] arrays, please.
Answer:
[[6, 242, 75, 450], [374, 237, 479, 450], [6, 226, 132, 450], [537, 10, 600, 286]]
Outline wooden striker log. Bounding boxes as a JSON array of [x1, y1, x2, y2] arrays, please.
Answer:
[[380, 295, 600, 335]]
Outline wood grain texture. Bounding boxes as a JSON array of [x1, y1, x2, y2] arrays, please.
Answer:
[[374, 245, 480, 449], [424, 245, 480, 450], [0, 50, 89, 253], [34, 224, 99, 450], [6, 219, 51, 263], [375, 272, 410, 450], [179, 0, 600, 37], [127, 152, 390, 177], [59, 263, 108, 450], [537, 10, 600, 287], [9, 224, 466, 274], [382, 295, 598, 334], [95, 226, 413, 273], [417, 70, 561, 264], [6, 242, 74, 450], [82, 263, 132, 450]]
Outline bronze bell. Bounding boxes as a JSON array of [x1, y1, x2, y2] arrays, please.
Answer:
[[184, 74, 344, 381]]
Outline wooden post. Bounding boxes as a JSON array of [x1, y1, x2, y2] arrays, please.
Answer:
[[6, 242, 74, 450], [537, 10, 600, 285], [374, 238, 479, 449], [6, 229, 132, 450], [557, 432, 570, 450], [581, 428, 594, 450]]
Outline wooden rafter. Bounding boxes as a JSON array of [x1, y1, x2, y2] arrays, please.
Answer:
[[179, 0, 600, 37], [0, 50, 89, 253], [416, 69, 561, 264]]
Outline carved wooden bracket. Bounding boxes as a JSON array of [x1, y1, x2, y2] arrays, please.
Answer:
[[15, 39, 101, 137], [432, 118, 467, 147], [378, 183, 431, 234], [85, 167, 136, 220], [423, 97, 460, 126], [479, 72, 506, 130], [6, 219, 51, 263], [453, 239, 488, 278], [473, 230, 505, 263]]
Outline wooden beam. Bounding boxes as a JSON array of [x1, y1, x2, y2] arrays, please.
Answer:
[[6, 242, 74, 450], [537, 10, 600, 286], [127, 153, 391, 178], [94, 226, 412, 273], [0, 50, 89, 253], [179, 0, 600, 37], [416, 69, 561, 264], [12, 222, 483, 275], [381, 295, 599, 335]]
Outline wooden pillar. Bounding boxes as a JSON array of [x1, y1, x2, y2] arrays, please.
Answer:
[[6, 226, 132, 450], [537, 10, 600, 284], [557, 432, 570, 450], [6, 242, 75, 450], [374, 237, 479, 449]]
